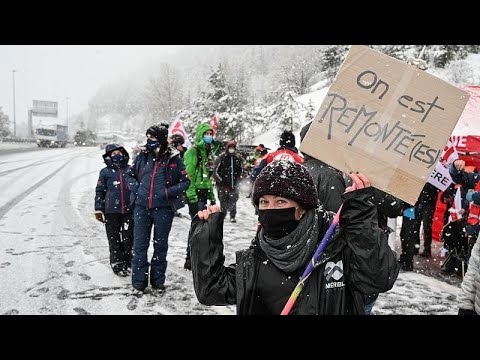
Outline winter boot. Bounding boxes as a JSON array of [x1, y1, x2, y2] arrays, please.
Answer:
[[230, 217, 236, 223], [184, 256, 191, 271], [151, 283, 166, 296]]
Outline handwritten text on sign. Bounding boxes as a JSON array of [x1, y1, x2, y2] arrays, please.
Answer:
[[300, 45, 469, 205]]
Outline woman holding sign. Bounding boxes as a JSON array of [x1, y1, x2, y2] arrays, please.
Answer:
[[188, 160, 399, 315]]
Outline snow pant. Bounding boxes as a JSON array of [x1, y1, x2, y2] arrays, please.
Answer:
[[217, 186, 239, 220], [131, 206, 175, 290], [186, 189, 210, 258], [104, 213, 133, 273]]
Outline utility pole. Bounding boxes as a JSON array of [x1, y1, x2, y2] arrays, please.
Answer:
[[66, 97, 70, 127], [12, 69, 17, 137]]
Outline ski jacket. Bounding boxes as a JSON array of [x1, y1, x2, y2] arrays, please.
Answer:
[[183, 123, 220, 203], [214, 151, 244, 189], [125, 146, 189, 211], [95, 148, 132, 215]]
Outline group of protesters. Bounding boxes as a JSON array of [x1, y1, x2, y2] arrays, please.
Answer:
[[92, 118, 480, 315]]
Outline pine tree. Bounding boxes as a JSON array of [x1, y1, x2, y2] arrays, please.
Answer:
[[426, 45, 471, 68], [267, 91, 303, 132], [193, 63, 253, 141], [304, 100, 316, 124], [0, 107, 11, 137], [321, 45, 349, 82]]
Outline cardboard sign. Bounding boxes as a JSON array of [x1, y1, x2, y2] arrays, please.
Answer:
[[300, 45, 470, 205]]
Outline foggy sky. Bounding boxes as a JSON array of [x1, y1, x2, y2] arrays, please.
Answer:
[[0, 45, 182, 136]]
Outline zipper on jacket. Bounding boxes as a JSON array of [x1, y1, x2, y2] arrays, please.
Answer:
[[149, 161, 158, 208], [231, 156, 234, 188], [119, 167, 125, 214]]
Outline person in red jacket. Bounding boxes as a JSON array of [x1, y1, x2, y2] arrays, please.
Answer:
[[253, 130, 303, 183]]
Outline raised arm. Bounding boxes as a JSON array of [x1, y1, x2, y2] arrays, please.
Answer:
[[190, 207, 237, 306]]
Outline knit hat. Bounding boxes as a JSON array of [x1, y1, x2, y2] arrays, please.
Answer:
[[146, 123, 169, 145], [253, 160, 318, 210], [279, 130, 296, 148]]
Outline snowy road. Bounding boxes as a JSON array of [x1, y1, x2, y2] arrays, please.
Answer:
[[0, 147, 462, 315]]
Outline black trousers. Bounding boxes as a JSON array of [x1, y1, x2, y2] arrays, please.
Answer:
[[217, 187, 239, 219], [104, 213, 133, 272], [186, 189, 210, 258], [400, 215, 419, 264]]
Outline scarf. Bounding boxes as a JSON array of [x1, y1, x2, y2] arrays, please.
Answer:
[[258, 208, 320, 273]]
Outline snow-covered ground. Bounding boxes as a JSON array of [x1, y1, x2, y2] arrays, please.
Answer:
[[0, 147, 462, 315]]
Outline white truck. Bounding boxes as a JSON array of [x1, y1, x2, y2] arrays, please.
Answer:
[[28, 100, 68, 148], [35, 124, 68, 148]]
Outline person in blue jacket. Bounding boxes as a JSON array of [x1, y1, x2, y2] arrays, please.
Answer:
[[125, 123, 190, 293], [95, 144, 133, 277]]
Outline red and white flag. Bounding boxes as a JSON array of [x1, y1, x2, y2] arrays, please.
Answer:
[[429, 139, 460, 192], [441, 139, 460, 165], [210, 114, 218, 136], [169, 119, 191, 148], [448, 186, 463, 223]]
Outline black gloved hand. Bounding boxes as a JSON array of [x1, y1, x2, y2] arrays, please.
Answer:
[[458, 308, 477, 315]]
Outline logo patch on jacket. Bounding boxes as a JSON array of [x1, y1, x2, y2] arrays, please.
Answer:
[[324, 260, 345, 289]]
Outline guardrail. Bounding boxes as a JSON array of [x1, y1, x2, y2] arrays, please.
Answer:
[[0, 137, 36, 143]]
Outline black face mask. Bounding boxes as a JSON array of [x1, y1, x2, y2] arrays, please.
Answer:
[[258, 207, 299, 239]]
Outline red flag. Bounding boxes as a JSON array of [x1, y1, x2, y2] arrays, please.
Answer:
[[210, 114, 218, 136]]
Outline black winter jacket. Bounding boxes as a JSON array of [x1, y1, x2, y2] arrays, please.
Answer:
[[303, 155, 346, 212], [190, 187, 399, 315], [214, 152, 243, 189]]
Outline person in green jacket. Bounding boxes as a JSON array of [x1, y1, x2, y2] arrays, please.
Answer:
[[183, 122, 221, 270]]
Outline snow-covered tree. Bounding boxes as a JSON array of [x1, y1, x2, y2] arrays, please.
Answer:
[[277, 46, 322, 95], [321, 45, 350, 82], [0, 107, 11, 137], [446, 59, 475, 85], [144, 63, 183, 124], [304, 100, 316, 124], [193, 63, 254, 141], [267, 90, 304, 132]]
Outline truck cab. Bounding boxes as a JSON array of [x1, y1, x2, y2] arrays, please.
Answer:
[[35, 125, 68, 148]]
